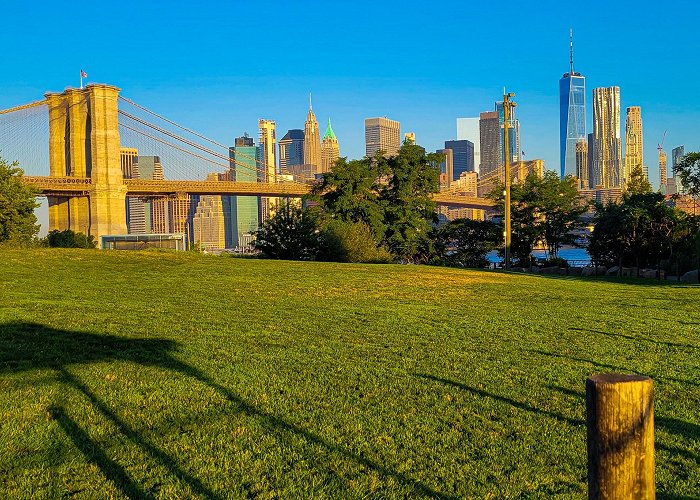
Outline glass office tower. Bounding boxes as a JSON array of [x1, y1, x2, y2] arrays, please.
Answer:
[[559, 31, 586, 180]]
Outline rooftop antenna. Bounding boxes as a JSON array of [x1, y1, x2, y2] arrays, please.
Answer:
[[309, 92, 312, 110], [570, 28, 575, 74]]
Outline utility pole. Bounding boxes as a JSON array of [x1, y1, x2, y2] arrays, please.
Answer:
[[503, 91, 516, 270]]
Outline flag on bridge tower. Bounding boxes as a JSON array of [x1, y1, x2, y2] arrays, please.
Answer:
[[80, 69, 87, 89]]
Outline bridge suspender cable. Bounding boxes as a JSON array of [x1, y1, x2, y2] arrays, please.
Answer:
[[118, 110, 267, 178], [0, 99, 47, 115], [119, 95, 229, 150]]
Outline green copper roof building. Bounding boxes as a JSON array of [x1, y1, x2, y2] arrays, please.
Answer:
[[321, 117, 339, 174]]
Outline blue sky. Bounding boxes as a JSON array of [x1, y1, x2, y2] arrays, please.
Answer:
[[2, 0, 699, 196]]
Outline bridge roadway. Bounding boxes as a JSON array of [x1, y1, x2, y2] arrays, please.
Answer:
[[22, 176, 494, 209]]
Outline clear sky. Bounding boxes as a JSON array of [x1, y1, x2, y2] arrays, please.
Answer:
[[2, 0, 699, 196]]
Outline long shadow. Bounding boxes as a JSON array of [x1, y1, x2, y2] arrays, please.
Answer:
[[548, 385, 700, 462], [527, 349, 700, 388], [416, 373, 584, 427], [49, 406, 152, 500], [569, 327, 698, 350], [0, 322, 453, 499]]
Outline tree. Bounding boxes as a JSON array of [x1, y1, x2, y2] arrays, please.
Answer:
[[312, 156, 387, 242], [490, 172, 588, 263], [313, 144, 441, 263], [45, 229, 97, 248], [433, 218, 500, 268], [0, 156, 39, 244], [254, 200, 321, 260], [530, 171, 588, 259], [380, 144, 441, 262], [626, 165, 653, 195], [674, 151, 700, 197]]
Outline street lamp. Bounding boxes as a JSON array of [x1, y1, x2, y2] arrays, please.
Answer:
[[503, 91, 516, 270]]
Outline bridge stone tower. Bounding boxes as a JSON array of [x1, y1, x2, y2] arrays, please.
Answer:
[[45, 84, 127, 241]]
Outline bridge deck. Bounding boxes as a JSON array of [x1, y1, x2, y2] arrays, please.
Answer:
[[22, 176, 494, 209]]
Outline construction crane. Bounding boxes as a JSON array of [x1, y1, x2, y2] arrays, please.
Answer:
[[657, 130, 667, 153]]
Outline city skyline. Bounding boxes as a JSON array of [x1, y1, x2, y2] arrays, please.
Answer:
[[1, 1, 698, 193]]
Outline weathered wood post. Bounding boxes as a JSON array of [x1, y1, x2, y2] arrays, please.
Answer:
[[586, 374, 655, 499]]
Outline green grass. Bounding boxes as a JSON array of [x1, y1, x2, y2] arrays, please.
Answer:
[[0, 249, 698, 498]]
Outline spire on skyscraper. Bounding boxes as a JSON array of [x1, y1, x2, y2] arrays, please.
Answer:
[[323, 117, 336, 141], [570, 28, 575, 75]]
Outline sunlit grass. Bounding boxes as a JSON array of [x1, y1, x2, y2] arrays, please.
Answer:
[[0, 249, 698, 498]]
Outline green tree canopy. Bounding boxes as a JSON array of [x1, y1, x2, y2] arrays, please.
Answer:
[[45, 229, 97, 249], [313, 144, 441, 263], [0, 156, 39, 245], [255, 200, 321, 260], [674, 151, 700, 197], [433, 218, 500, 268]]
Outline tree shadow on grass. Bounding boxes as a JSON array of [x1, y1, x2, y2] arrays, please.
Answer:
[[548, 385, 700, 445], [0, 322, 453, 499], [526, 348, 699, 388], [569, 327, 698, 351], [415, 373, 585, 427]]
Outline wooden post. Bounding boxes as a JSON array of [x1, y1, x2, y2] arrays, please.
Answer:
[[586, 374, 655, 499]]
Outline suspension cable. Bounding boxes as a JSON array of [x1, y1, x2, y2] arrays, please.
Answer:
[[0, 99, 47, 115]]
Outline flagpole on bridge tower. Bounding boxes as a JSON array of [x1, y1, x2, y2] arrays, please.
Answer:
[[79, 69, 87, 89]]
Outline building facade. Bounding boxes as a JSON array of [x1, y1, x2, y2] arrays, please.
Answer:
[[321, 118, 339, 174], [592, 86, 622, 188], [437, 148, 454, 190], [559, 73, 586, 179], [444, 139, 474, 181], [624, 106, 644, 185], [672, 146, 685, 192], [496, 100, 521, 164], [365, 117, 400, 157], [659, 151, 668, 193], [575, 140, 588, 189], [479, 111, 500, 178], [279, 129, 304, 171], [456, 117, 480, 174], [303, 100, 321, 173], [193, 194, 226, 251], [227, 135, 260, 249], [258, 119, 277, 183]]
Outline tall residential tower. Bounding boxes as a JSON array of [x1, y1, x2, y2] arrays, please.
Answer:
[[592, 86, 622, 188], [559, 29, 586, 180], [624, 106, 644, 185]]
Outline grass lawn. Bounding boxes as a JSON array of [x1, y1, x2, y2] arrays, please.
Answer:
[[0, 249, 698, 498]]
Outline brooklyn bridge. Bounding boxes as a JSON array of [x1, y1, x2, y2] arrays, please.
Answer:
[[0, 84, 494, 244]]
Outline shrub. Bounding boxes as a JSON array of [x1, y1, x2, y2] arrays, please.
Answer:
[[318, 220, 393, 263], [45, 229, 97, 249]]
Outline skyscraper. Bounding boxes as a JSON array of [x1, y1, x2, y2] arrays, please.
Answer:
[[444, 139, 474, 181], [456, 118, 480, 174], [592, 86, 622, 188], [575, 141, 588, 189], [587, 133, 595, 189], [303, 96, 321, 173], [659, 151, 667, 193], [496, 101, 521, 164], [258, 119, 278, 223], [279, 129, 304, 171], [365, 117, 400, 157], [624, 106, 644, 185], [193, 193, 226, 251], [672, 146, 685, 192], [126, 156, 163, 234], [479, 111, 500, 178], [227, 135, 260, 249], [321, 118, 339, 174], [437, 148, 454, 189], [258, 119, 277, 182], [559, 30, 587, 179]]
